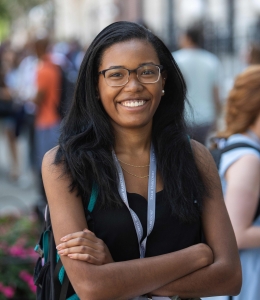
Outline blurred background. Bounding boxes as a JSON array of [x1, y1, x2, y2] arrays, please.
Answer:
[[0, 0, 260, 299]]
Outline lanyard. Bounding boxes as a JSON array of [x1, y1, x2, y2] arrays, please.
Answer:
[[112, 144, 157, 258]]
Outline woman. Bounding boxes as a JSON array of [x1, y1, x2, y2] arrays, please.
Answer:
[[42, 22, 241, 299], [204, 66, 260, 300]]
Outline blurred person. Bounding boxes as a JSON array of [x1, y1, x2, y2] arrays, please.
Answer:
[[0, 48, 20, 180], [15, 42, 38, 172], [41, 21, 241, 299], [5, 50, 29, 138], [51, 41, 77, 118], [172, 25, 222, 145], [204, 66, 260, 300], [33, 37, 61, 202], [66, 39, 82, 70]]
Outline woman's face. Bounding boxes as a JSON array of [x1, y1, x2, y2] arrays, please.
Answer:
[[97, 39, 166, 131]]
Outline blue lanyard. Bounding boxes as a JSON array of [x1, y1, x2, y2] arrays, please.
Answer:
[[112, 145, 157, 258]]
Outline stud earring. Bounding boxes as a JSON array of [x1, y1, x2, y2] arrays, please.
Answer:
[[162, 90, 165, 96]]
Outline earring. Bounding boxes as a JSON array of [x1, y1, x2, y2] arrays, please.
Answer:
[[162, 90, 165, 96]]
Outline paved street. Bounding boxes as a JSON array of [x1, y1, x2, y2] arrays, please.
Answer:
[[0, 125, 41, 215]]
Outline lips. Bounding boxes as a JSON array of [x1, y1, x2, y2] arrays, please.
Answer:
[[119, 100, 147, 107]]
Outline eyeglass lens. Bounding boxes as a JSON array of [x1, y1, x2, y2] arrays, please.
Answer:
[[104, 65, 160, 86]]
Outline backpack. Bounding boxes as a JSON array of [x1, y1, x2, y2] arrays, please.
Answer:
[[210, 142, 260, 221], [33, 185, 98, 300]]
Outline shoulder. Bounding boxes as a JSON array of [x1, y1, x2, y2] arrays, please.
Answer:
[[42, 145, 58, 166], [226, 153, 260, 182], [221, 136, 260, 164], [193, 50, 220, 72], [236, 153, 260, 170], [190, 139, 214, 167], [42, 146, 74, 203], [200, 49, 220, 62], [190, 139, 220, 183], [42, 146, 63, 178], [172, 49, 188, 62]]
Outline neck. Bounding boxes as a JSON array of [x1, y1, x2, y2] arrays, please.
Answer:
[[184, 44, 198, 49], [113, 124, 152, 156]]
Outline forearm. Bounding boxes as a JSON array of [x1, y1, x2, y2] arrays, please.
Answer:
[[0, 88, 11, 100], [33, 90, 45, 105], [152, 259, 241, 298], [236, 226, 260, 249], [66, 244, 212, 300]]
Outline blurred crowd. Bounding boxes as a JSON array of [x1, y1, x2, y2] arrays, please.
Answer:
[[1, 24, 260, 204], [0, 20, 260, 299], [0, 36, 85, 205]]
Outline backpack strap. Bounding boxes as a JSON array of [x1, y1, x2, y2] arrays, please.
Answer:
[[211, 142, 260, 169], [220, 142, 260, 154], [54, 259, 63, 299], [59, 273, 70, 300], [87, 182, 98, 213], [55, 183, 99, 300]]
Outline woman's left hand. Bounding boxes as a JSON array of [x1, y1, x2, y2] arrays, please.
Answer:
[[56, 229, 114, 265]]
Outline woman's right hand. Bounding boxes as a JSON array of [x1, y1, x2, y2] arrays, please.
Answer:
[[56, 228, 114, 265]]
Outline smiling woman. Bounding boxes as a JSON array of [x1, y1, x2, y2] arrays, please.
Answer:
[[40, 21, 241, 300], [98, 40, 165, 130]]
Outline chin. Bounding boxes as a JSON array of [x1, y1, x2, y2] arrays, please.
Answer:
[[123, 121, 151, 129]]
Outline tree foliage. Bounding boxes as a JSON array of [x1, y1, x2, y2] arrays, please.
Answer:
[[0, 0, 46, 21]]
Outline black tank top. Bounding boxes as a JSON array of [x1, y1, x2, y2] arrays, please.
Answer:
[[87, 190, 201, 262]]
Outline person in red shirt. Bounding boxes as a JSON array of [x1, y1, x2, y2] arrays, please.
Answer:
[[33, 37, 61, 202]]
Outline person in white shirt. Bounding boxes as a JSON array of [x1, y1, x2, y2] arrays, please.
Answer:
[[173, 26, 222, 145]]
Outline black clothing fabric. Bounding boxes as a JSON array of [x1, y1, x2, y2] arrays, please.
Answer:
[[88, 190, 201, 262]]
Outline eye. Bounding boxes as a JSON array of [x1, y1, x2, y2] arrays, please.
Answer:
[[140, 65, 158, 76], [107, 70, 125, 79], [141, 69, 156, 75]]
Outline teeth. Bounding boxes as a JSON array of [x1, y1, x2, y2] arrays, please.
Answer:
[[121, 100, 146, 107]]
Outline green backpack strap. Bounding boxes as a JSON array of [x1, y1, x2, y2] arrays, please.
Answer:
[[87, 182, 98, 213], [56, 183, 99, 300]]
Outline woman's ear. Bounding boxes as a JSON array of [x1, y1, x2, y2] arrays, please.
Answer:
[[162, 71, 167, 90]]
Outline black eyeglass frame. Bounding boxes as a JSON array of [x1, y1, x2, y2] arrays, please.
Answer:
[[98, 63, 164, 86]]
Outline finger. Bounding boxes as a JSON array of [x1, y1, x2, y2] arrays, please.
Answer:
[[60, 229, 96, 242], [57, 245, 97, 257], [56, 237, 98, 251], [68, 253, 102, 265]]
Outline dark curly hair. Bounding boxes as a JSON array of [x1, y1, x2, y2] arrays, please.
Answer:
[[55, 21, 206, 222]]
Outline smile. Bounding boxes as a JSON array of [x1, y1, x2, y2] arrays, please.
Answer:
[[120, 100, 147, 107]]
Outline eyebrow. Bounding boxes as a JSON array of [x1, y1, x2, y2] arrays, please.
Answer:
[[106, 62, 156, 70]]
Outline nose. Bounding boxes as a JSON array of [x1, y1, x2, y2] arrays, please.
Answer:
[[123, 71, 143, 91]]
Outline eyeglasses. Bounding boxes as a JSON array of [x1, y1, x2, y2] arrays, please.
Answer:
[[98, 63, 163, 87]]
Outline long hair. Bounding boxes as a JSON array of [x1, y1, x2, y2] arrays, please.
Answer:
[[55, 21, 206, 222], [217, 65, 260, 139]]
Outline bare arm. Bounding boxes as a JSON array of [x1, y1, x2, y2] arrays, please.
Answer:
[[42, 148, 213, 300], [0, 86, 11, 100], [32, 90, 45, 106], [225, 154, 260, 249], [151, 141, 242, 298]]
